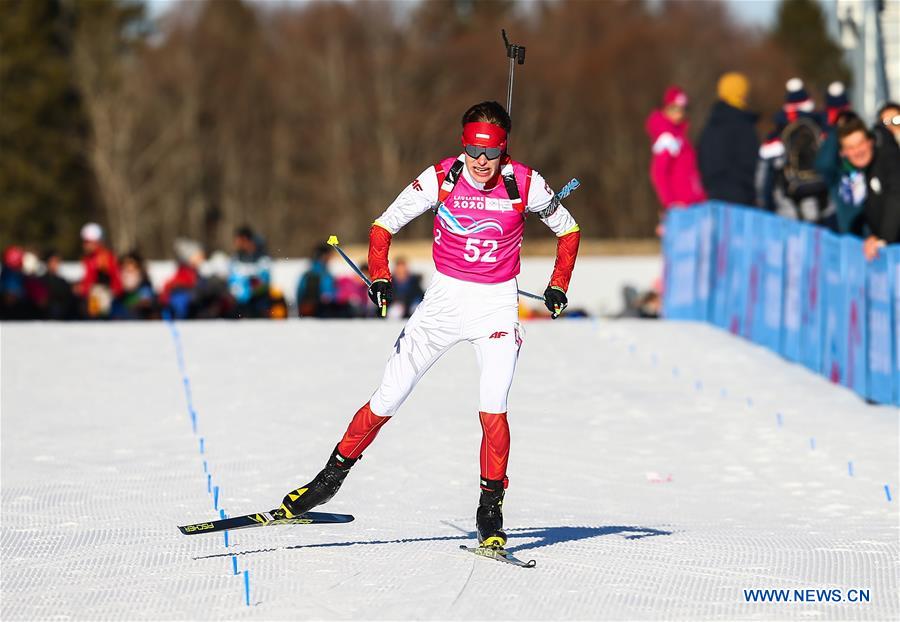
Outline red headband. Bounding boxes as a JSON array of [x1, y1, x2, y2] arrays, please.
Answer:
[[461, 122, 507, 149]]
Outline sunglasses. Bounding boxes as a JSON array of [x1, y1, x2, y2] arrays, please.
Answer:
[[464, 144, 504, 160]]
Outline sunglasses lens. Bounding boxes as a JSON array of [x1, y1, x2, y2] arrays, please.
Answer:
[[465, 145, 503, 160]]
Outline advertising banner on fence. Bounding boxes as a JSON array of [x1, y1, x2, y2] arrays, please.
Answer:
[[842, 237, 867, 397], [800, 225, 825, 374], [661, 202, 899, 405], [726, 208, 750, 336], [695, 204, 715, 322], [822, 231, 845, 384], [866, 251, 894, 404], [781, 222, 804, 362], [663, 209, 699, 320], [756, 214, 785, 352], [712, 207, 733, 330], [893, 246, 900, 406]]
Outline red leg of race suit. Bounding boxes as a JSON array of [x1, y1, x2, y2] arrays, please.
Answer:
[[479, 411, 510, 484], [337, 402, 391, 459]]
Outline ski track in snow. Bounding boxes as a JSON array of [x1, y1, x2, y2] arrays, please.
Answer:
[[1, 319, 897, 620]]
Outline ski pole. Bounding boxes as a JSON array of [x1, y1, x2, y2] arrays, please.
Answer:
[[501, 29, 526, 118], [326, 235, 386, 316], [327, 235, 546, 306]]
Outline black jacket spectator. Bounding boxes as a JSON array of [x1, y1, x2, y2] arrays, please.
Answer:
[[862, 126, 900, 244], [699, 101, 760, 206]]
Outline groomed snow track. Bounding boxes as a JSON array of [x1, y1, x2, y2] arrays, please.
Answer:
[[2, 320, 897, 620]]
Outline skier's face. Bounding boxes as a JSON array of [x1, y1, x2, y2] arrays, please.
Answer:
[[464, 152, 501, 184]]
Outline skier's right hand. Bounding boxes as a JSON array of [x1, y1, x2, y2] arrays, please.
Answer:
[[368, 279, 393, 311]]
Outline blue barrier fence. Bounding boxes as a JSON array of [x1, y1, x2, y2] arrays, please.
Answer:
[[662, 202, 900, 406]]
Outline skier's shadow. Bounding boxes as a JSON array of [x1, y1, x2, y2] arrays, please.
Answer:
[[192, 522, 671, 561], [439, 521, 672, 555], [494, 524, 672, 554]]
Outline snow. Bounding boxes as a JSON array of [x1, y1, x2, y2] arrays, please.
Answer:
[[1, 319, 897, 620]]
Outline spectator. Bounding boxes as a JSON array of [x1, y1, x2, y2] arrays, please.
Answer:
[[824, 81, 851, 127], [110, 252, 157, 320], [817, 110, 866, 233], [756, 78, 832, 225], [645, 86, 706, 229], [389, 257, 425, 319], [39, 250, 78, 320], [76, 223, 121, 319], [228, 225, 272, 318], [162, 238, 204, 319], [698, 72, 759, 206], [1, 246, 31, 319], [878, 101, 900, 146], [162, 238, 235, 319], [335, 261, 370, 318], [296, 243, 343, 317], [835, 113, 900, 259]]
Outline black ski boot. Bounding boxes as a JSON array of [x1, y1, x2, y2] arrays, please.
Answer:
[[278, 446, 358, 518], [476, 478, 507, 548]]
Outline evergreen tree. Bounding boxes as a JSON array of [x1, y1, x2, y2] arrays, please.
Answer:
[[0, 0, 95, 257], [772, 0, 852, 94]]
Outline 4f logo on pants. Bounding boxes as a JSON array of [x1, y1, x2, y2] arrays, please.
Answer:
[[489, 331, 508, 339]]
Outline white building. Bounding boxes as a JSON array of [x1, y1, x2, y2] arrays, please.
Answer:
[[835, 0, 899, 122]]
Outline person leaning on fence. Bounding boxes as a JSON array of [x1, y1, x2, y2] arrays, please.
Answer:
[[645, 85, 706, 233], [835, 113, 900, 260]]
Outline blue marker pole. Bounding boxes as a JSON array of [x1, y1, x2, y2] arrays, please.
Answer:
[[776, 413, 783, 427], [232, 556, 238, 575], [848, 461, 854, 476], [213, 486, 219, 511], [199, 438, 205, 454], [810, 437, 816, 450], [243, 570, 250, 606], [885, 485, 893, 502], [207, 474, 211, 494]]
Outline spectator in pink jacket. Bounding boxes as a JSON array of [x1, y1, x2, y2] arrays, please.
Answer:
[[645, 86, 707, 222]]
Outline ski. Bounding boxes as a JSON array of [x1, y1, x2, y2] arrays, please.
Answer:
[[459, 544, 536, 568], [178, 510, 354, 535]]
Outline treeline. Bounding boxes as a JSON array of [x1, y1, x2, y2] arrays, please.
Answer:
[[0, 0, 845, 258]]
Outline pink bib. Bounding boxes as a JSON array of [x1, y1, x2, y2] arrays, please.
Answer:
[[432, 156, 532, 283]]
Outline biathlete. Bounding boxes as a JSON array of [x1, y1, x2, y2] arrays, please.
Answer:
[[278, 100, 580, 548]]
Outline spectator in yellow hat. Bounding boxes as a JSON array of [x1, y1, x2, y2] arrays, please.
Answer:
[[698, 72, 760, 206]]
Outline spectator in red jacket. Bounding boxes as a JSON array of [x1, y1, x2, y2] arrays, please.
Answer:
[[76, 223, 121, 318], [645, 86, 707, 232]]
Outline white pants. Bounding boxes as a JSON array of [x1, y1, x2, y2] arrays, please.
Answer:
[[369, 272, 524, 417]]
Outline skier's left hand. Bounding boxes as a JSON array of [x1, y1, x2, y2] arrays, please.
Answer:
[[543, 286, 568, 319], [368, 279, 393, 310]]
